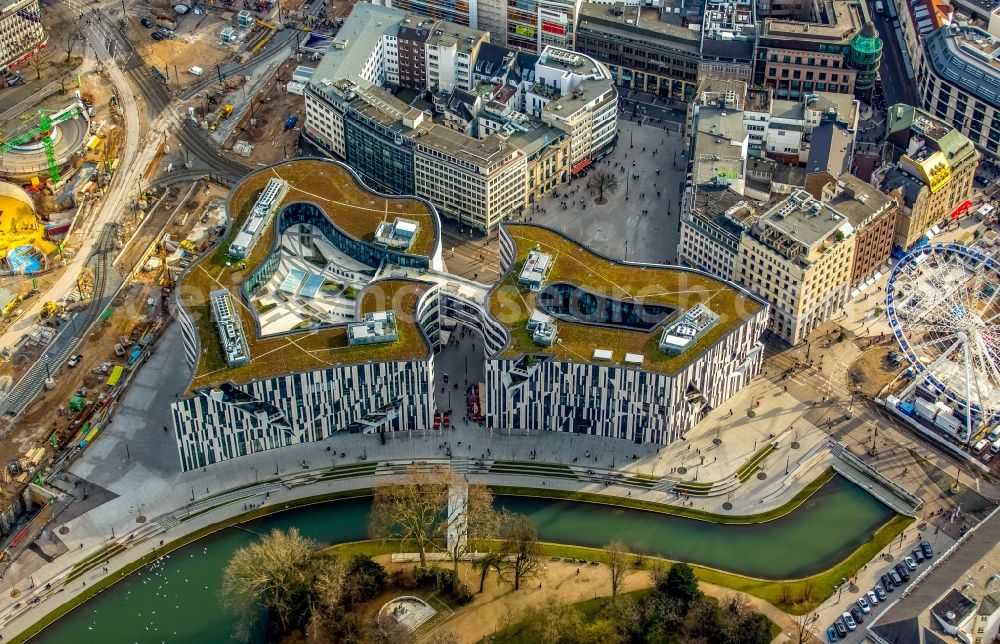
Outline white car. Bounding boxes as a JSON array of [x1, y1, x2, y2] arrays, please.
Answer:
[[867, 590, 879, 605], [904, 556, 918, 571], [857, 596, 871, 613]]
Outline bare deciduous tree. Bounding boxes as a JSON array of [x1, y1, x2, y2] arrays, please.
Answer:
[[220, 528, 321, 639], [62, 30, 82, 62], [586, 170, 620, 204], [446, 482, 504, 571], [370, 466, 503, 569], [369, 466, 450, 567], [791, 612, 814, 644], [499, 515, 544, 591], [605, 539, 632, 599], [475, 551, 504, 593], [28, 45, 49, 81]]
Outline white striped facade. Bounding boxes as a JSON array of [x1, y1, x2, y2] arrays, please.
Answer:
[[172, 359, 434, 471]]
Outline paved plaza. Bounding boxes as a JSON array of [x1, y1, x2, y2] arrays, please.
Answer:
[[525, 118, 687, 265]]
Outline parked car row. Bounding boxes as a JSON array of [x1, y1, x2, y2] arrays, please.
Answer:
[[827, 541, 934, 641]]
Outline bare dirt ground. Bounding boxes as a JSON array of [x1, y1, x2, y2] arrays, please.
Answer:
[[378, 556, 653, 643], [224, 59, 306, 164], [0, 179, 219, 469], [124, 13, 234, 88], [848, 336, 901, 398]]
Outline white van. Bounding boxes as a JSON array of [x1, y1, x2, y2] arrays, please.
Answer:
[[974, 438, 991, 454], [988, 428, 1000, 442], [991, 438, 1000, 454]]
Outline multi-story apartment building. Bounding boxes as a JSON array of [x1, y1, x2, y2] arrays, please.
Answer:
[[0, 0, 45, 76], [734, 179, 895, 344], [172, 159, 768, 469], [916, 25, 1000, 162], [873, 104, 979, 250], [754, 0, 882, 99], [304, 5, 615, 231], [414, 128, 527, 230]]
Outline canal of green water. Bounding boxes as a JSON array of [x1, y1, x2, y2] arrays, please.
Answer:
[[32, 475, 893, 642]]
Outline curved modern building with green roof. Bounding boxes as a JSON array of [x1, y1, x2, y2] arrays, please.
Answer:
[[170, 159, 770, 470]]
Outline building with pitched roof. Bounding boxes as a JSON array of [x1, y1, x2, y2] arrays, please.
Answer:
[[872, 104, 979, 250]]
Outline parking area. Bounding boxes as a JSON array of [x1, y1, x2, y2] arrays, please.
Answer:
[[812, 528, 953, 642]]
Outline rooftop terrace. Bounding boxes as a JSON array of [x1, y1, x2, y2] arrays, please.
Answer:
[[487, 225, 763, 373]]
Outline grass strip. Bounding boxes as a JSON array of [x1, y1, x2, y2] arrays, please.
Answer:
[[490, 467, 836, 525], [65, 544, 126, 584], [737, 444, 777, 483]]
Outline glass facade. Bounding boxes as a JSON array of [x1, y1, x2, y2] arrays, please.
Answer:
[[538, 282, 677, 331], [241, 202, 430, 306], [344, 113, 416, 196]]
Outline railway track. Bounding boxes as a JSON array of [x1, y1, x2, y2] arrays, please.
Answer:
[[178, 30, 294, 100], [0, 225, 118, 417], [94, 14, 252, 182]]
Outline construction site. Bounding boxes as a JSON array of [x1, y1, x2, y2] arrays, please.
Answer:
[[0, 179, 229, 563], [0, 0, 357, 569]]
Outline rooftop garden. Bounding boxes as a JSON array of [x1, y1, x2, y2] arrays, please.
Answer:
[[228, 158, 437, 257], [186, 277, 431, 391], [181, 160, 437, 391], [487, 225, 763, 374]]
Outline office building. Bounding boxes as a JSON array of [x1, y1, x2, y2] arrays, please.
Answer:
[[754, 0, 882, 99], [917, 24, 1000, 161], [172, 158, 768, 469], [0, 0, 45, 76], [734, 178, 896, 343], [304, 4, 616, 231], [414, 127, 527, 230], [376, 0, 580, 52], [575, 1, 726, 101], [873, 104, 979, 250]]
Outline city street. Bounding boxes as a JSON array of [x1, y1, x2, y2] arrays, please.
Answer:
[[871, 8, 918, 109]]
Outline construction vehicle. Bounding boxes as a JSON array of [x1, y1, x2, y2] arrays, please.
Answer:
[[209, 104, 233, 132], [38, 301, 62, 321]]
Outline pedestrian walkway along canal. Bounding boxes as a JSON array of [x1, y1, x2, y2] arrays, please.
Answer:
[[34, 475, 894, 642]]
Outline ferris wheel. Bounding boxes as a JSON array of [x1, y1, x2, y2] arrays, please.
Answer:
[[885, 243, 1000, 438]]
